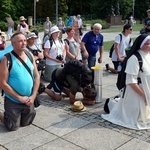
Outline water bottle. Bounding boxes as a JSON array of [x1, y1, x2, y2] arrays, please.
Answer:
[[117, 62, 122, 72]]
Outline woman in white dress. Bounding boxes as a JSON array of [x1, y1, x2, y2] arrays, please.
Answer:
[[102, 34, 150, 130]]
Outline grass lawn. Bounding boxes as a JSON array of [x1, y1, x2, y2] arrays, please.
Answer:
[[102, 23, 143, 33], [104, 38, 136, 52], [104, 41, 114, 52]]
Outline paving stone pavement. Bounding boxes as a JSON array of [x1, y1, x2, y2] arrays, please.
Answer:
[[1, 29, 150, 150]]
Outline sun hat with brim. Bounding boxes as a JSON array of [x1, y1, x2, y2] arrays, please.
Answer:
[[147, 9, 150, 13], [20, 16, 26, 21], [50, 26, 61, 35], [26, 32, 37, 40], [1, 32, 6, 37], [71, 101, 86, 112]]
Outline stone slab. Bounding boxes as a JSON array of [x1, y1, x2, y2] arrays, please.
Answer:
[[4, 130, 57, 150], [63, 123, 132, 150], [0, 125, 40, 145], [33, 105, 71, 128], [35, 138, 84, 150], [46, 116, 90, 136], [117, 138, 150, 150]]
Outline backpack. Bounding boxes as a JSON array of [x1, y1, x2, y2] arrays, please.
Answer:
[[49, 37, 63, 48], [5, 50, 33, 72], [109, 34, 132, 58], [64, 38, 78, 47], [109, 34, 122, 58], [42, 36, 63, 50], [62, 60, 92, 87], [116, 51, 143, 92]]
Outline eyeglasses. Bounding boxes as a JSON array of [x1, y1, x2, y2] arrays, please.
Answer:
[[129, 28, 132, 31]]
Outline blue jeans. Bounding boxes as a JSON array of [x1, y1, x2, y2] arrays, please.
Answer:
[[81, 51, 96, 69], [81, 52, 96, 83], [87, 54, 96, 69]]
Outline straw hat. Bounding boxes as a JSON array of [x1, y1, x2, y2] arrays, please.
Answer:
[[20, 16, 26, 21], [77, 14, 81, 18], [50, 26, 60, 35], [26, 32, 37, 40], [71, 101, 86, 112]]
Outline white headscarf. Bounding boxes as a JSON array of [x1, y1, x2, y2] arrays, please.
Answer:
[[140, 35, 150, 48]]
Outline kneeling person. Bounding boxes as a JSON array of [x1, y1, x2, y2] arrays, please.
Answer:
[[40, 60, 96, 105]]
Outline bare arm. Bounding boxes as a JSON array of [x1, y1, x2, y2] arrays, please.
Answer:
[[65, 43, 76, 59], [98, 46, 104, 63], [62, 47, 66, 62], [114, 42, 125, 62], [28, 54, 40, 104], [80, 42, 88, 58], [16, 25, 21, 32]]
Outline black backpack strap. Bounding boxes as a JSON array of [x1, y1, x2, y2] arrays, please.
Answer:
[[129, 38, 131, 44], [134, 52, 143, 72], [5, 52, 12, 72], [24, 50, 33, 63], [109, 34, 122, 58], [49, 38, 54, 48], [26, 45, 33, 52], [64, 39, 69, 45], [119, 33, 122, 43], [58, 38, 63, 44], [1, 53, 12, 96]]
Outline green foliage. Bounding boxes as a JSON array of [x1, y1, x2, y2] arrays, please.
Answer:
[[83, 19, 111, 29], [0, 21, 7, 31], [0, 0, 149, 27]]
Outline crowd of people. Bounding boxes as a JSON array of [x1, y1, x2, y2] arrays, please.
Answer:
[[0, 9, 150, 131]]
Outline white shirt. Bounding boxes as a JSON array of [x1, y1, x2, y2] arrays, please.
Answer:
[[76, 18, 82, 27], [111, 33, 133, 61], [44, 39, 65, 65]]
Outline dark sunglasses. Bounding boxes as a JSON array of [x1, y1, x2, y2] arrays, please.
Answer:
[[129, 28, 132, 31]]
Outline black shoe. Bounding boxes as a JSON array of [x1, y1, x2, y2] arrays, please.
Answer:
[[105, 64, 109, 71], [104, 98, 110, 113], [38, 83, 46, 94], [114, 95, 120, 99]]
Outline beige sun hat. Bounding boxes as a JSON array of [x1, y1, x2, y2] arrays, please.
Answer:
[[71, 101, 86, 112], [20, 16, 26, 21], [26, 32, 37, 40], [50, 26, 60, 35], [1, 32, 6, 37]]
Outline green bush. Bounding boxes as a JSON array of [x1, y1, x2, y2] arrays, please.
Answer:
[[83, 19, 111, 29], [0, 21, 7, 31]]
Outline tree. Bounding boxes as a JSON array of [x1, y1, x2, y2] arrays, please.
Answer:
[[0, 0, 149, 23]]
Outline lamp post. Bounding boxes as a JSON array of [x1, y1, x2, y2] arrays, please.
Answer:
[[34, 0, 39, 27], [132, 0, 135, 18], [56, 0, 58, 23]]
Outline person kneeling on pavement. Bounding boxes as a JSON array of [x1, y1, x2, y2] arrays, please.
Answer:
[[38, 60, 97, 105]]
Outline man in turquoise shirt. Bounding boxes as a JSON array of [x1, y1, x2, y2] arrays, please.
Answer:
[[0, 32, 40, 131]]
